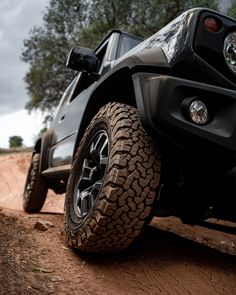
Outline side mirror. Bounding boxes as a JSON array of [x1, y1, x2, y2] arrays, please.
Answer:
[[66, 47, 99, 73]]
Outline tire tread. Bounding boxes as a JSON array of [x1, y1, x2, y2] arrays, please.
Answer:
[[65, 103, 161, 252]]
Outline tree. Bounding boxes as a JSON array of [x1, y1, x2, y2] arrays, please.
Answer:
[[227, 0, 236, 18], [22, 0, 87, 113], [22, 0, 220, 118], [86, 0, 219, 38], [9, 136, 23, 148], [154, 0, 219, 28]]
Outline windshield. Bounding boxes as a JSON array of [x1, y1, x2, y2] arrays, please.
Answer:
[[117, 35, 143, 58]]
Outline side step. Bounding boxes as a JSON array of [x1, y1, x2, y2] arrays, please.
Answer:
[[41, 164, 71, 179]]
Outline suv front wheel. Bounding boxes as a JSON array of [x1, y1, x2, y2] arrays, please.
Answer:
[[65, 103, 161, 252]]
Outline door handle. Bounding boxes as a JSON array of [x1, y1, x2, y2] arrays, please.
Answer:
[[59, 114, 66, 123]]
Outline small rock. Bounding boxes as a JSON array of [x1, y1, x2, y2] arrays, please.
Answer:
[[62, 246, 70, 251], [34, 220, 54, 231], [51, 275, 64, 282]]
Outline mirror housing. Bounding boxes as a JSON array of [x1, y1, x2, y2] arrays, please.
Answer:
[[66, 47, 99, 73]]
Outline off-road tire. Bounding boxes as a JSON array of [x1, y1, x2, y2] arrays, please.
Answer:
[[65, 103, 161, 252], [23, 153, 48, 212]]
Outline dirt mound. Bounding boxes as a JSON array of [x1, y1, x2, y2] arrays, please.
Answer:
[[0, 152, 64, 213]]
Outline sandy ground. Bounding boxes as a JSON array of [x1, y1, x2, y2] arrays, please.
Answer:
[[0, 152, 236, 294]]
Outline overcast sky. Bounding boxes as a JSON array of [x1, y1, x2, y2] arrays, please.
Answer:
[[0, 0, 48, 147], [0, 0, 233, 148]]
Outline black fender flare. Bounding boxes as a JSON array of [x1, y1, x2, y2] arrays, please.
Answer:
[[33, 129, 54, 174], [72, 47, 169, 158]]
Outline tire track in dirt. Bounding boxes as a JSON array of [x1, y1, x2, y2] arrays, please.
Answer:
[[0, 152, 236, 294], [1, 208, 236, 295]]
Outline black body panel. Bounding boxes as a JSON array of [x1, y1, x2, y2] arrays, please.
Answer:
[[37, 7, 236, 222]]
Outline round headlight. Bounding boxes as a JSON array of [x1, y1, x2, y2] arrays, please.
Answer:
[[223, 32, 236, 74], [189, 100, 208, 125]]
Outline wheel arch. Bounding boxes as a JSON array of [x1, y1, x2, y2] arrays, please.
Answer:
[[33, 138, 42, 154], [32, 129, 54, 173], [73, 67, 137, 158]]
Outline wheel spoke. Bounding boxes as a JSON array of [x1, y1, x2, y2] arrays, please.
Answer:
[[75, 180, 103, 217], [100, 156, 108, 166], [87, 180, 102, 211], [73, 130, 109, 219], [92, 133, 104, 154], [99, 137, 109, 158], [80, 159, 93, 181], [90, 134, 108, 162], [93, 180, 102, 193], [79, 186, 93, 215]]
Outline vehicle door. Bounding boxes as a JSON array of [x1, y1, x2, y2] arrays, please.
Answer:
[[48, 33, 121, 167], [49, 31, 142, 168]]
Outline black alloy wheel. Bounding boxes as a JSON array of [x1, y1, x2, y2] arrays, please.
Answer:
[[73, 130, 109, 221]]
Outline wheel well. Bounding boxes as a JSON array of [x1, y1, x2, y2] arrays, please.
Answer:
[[73, 68, 137, 157], [34, 138, 42, 154]]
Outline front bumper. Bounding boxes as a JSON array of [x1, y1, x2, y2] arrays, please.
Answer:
[[133, 73, 236, 221], [133, 73, 236, 152]]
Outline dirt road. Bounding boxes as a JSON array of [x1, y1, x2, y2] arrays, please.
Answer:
[[0, 152, 236, 294]]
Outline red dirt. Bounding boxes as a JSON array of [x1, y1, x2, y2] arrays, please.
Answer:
[[0, 152, 236, 294]]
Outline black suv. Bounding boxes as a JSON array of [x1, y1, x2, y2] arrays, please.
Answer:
[[24, 8, 236, 252]]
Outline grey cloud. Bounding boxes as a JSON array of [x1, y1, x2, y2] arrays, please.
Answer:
[[0, 0, 48, 115]]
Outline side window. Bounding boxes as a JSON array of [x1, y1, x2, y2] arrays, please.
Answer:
[[94, 32, 142, 75], [69, 72, 93, 102], [68, 43, 109, 93], [54, 75, 79, 117], [69, 41, 111, 101]]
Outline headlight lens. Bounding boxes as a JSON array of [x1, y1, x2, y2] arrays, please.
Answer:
[[189, 100, 208, 125], [224, 32, 236, 74]]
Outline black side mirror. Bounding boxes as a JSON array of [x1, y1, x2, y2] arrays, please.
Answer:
[[66, 47, 99, 73]]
